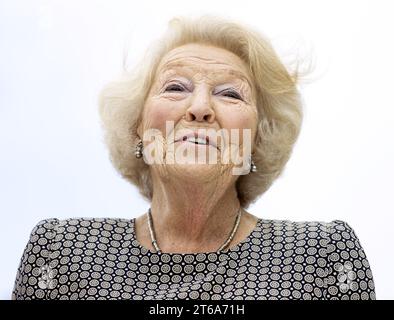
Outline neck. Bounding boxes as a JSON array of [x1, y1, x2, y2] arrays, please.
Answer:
[[148, 166, 242, 253]]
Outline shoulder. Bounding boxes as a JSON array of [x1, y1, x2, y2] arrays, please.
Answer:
[[12, 217, 133, 300], [21, 217, 132, 244], [32, 216, 132, 227], [267, 218, 375, 299], [258, 218, 375, 299], [259, 218, 368, 258], [30, 217, 132, 235], [26, 217, 134, 249], [259, 218, 358, 237]]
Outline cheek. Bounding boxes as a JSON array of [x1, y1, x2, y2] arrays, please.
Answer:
[[217, 107, 257, 131], [216, 107, 258, 147], [142, 97, 183, 133]]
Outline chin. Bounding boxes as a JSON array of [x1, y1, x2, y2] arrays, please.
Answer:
[[171, 162, 222, 180]]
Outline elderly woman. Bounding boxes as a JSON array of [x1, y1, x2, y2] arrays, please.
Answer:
[[12, 16, 375, 300]]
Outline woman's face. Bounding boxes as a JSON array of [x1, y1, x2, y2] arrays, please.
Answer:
[[138, 43, 258, 180]]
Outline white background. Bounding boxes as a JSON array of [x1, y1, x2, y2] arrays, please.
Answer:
[[1, 0, 393, 299]]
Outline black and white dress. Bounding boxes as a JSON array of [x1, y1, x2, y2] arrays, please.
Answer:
[[12, 216, 376, 300]]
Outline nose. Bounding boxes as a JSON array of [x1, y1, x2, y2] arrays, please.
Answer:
[[185, 87, 215, 123]]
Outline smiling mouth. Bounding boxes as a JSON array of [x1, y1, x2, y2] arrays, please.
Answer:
[[175, 136, 219, 150]]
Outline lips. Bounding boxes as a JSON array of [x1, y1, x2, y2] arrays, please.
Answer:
[[174, 131, 219, 150]]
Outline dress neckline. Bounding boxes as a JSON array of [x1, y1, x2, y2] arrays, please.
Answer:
[[130, 217, 263, 256]]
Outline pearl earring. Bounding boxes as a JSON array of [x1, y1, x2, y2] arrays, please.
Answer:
[[135, 139, 143, 158], [250, 157, 257, 173]]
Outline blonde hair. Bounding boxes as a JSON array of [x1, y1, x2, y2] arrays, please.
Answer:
[[98, 15, 304, 208]]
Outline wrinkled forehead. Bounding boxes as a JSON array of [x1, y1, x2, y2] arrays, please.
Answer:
[[156, 44, 253, 86]]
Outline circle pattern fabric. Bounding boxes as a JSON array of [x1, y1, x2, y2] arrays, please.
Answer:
[[12, 217, 376, 300]]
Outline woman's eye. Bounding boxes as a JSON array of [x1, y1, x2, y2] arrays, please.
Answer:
[[165, 84, 185, 92], [222, 90, 242, 100]]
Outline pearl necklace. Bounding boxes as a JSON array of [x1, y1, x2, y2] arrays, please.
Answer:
[[147, 207, 242, 254]]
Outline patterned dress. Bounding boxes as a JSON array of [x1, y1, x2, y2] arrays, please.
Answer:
[[12, 217, 376, 300]]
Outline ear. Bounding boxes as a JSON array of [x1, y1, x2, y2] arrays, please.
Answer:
[[136, 105, 147, 139], [136, 112, 145, 139], [136, 123, 142, 139]]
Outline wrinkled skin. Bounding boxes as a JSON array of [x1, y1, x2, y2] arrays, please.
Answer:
[[135, 43, 259, 254]]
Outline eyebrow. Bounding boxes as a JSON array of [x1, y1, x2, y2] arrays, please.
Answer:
[[158, 63, 253, 88]]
